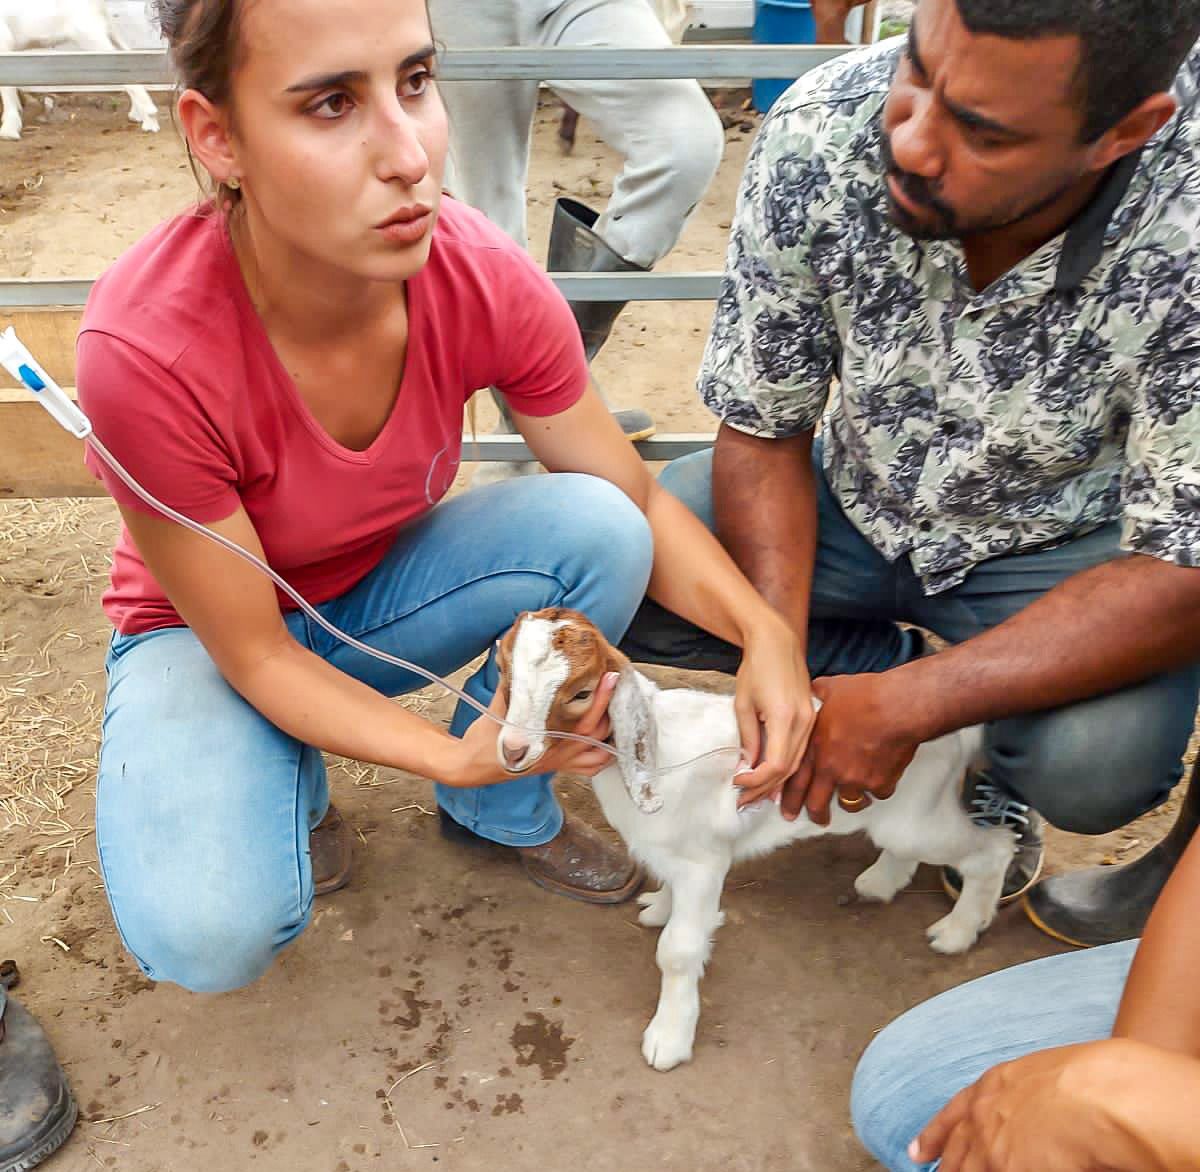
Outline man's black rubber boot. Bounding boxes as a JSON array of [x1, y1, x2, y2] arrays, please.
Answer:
[[546, 197, 654, 441], [1023, 760, 1200, 948], [0, 989, 77, 1172]]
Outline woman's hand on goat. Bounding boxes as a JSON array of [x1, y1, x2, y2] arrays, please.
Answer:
[[446, 676, 618, 788], [731, 623, 816, 806], [780, 672, 920, 825]]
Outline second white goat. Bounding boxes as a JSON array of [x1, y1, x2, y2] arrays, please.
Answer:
[[495, 607, 1016, 1072], [1, 0, 160, 142]]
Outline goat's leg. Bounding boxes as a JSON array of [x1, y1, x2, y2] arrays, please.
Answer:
[[0, 87, 21, 142], [636, 884, 672, 928], [853, 850, 918, 904], [70, 19, 161, 133], [925, 830, 1014, 954], [642, 864, 725, 1072], [0, 26, 19, 142], [123, 86, 160, 132], [558, 106, 579, 154]]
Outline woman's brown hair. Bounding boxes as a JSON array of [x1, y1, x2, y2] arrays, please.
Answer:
[[150, 0, 246, 209]]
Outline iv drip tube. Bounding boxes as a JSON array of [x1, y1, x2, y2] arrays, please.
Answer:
[[3, 327, 743, 782]]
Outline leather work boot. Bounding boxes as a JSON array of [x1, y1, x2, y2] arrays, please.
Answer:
[[1023, 759, 1200, 948], [311, 804, 353, 896], [439, 809, 644, 904], [0, 984, 77, 1172]]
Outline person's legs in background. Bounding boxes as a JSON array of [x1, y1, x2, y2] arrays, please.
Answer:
[[431, 0, 710, 466], [427, 0, 538, 249], [900, 531, 1200, 943], [542, 0, 724, 420], [543, 0, 724, 271], [850, 940, 1137, 1171]]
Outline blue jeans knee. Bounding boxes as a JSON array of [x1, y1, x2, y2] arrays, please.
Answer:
[[658, 449, 715, 528], [124, 895, 307, 994], [547, 473, 654, 630], [851, 942, 1136, 1170], [986, 664, 1200, 834]]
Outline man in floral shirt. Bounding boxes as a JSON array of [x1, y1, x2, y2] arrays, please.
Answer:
[[624, 0, 1200, 949]]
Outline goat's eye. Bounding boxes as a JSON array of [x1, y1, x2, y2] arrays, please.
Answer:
[[572, 689, 593, 703]]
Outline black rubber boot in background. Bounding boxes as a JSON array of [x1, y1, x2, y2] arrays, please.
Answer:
[[1023, 758, 1200, 948], [544, 197, 654, 441], [0, 975, 77, 1172]]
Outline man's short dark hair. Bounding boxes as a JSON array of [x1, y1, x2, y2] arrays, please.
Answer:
[[955, 1, 1200, 140]]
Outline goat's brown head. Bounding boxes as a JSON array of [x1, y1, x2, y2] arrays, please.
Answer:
[[493, 608, 624, 774], [494, 608, 663, 813]]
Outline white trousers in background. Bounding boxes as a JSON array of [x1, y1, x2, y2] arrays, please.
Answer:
[[428, 0, 725, 267]]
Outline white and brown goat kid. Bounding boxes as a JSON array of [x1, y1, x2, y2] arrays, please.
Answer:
[[495, 608, 1016, 1072]]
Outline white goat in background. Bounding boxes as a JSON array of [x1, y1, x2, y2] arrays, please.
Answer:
[[0, 0, 160, 141], [496, 608, 1015, 1072]]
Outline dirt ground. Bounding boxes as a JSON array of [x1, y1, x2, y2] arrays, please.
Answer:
[[0, 90, 1188, 1172]]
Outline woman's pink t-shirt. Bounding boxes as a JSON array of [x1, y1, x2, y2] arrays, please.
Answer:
[[77, 198, 588, 635]]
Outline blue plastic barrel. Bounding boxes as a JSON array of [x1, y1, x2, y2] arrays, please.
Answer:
[[752, 0, 816, 113]]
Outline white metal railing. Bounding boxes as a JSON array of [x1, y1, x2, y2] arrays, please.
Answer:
[[0, 273, 724, 308], [0, 45, 844, 85], [2, 42, 851, 469]]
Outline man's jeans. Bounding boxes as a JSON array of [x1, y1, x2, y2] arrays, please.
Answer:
[[95, 474, 653, 993], [850, 939, 1137, 1170], [621, 446, 1200, 834]]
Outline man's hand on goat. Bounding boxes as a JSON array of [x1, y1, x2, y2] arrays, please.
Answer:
[[731, 625, 816, 806], [780, 672, 919, 825], [450, 675, 618, 787]]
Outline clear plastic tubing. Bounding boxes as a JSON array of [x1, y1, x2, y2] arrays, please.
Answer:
[[1, 326, 740, 782], [89, 431, 743, 780]]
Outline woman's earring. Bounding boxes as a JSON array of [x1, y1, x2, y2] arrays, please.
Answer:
[[226, 176, 241, 190]]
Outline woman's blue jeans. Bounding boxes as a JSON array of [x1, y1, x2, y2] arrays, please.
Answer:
[[95, 474, 653, 993], [851, 940, 1137, 1169]]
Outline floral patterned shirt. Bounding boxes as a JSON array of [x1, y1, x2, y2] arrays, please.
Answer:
[[700, 40, 1200, 594]]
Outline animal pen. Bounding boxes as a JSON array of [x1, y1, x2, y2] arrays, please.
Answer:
[[0, 23, 1175, 1172], [0, 41, 849, 496]]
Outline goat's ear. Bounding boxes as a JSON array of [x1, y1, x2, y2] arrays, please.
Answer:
[[607, 666, 662, 814], [603, 642, 631, 677], [494, 620, 520, 703]]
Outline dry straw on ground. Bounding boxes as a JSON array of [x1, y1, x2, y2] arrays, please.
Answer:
[[0, 500, 112, 882]]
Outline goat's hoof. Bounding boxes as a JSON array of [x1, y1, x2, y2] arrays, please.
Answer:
[[642, 1017, 694, 1072], [636, 889, 671, 927], [925, 914, 979, 955], [0, 127, 20, 142], [853, 869, 901, 904], [139, 119, 161, 133]]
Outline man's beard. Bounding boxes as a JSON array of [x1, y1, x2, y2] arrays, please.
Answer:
[[879, 130, 1079, 242]]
